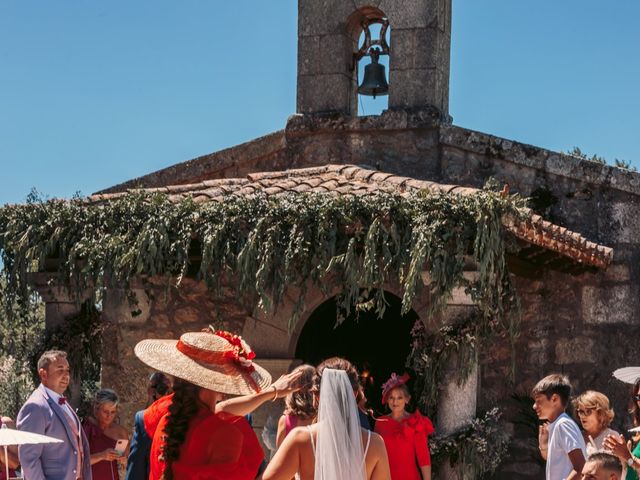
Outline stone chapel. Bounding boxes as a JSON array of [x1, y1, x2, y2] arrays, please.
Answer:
[[30, 1, 640, 478]]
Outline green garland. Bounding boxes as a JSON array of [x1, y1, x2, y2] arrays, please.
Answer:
[[430, 408, 510, 477], [407, 317, 481, 416], [0, 186, 527, 335]]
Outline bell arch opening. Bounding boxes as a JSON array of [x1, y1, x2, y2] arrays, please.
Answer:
[[294, 291, 418, 411], [347, 6, 391, 117]]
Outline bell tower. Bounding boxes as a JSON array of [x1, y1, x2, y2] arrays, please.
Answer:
[[296, 0, 452, 120]]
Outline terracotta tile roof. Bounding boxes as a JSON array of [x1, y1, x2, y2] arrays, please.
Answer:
[[87, 164, 613, 269]]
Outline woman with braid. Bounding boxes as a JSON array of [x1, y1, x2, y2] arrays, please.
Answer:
[[134, 329, 302, 480]]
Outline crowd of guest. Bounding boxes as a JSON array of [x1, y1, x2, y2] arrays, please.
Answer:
[[3, 333, 640, 480], [534, 373, 640, 480]]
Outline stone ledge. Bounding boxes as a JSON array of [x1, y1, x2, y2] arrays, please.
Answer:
[[441, 124, 640, 197]]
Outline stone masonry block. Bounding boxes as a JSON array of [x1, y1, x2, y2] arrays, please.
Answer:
[[389, 28, 443, 71], [607, 201, 640, 243], [297, 73, 353, 114], [298, 35, 320, 76], [583, 284, 640, 325], [389, 28, 415, 71], [389, 68, 438, 110], [380, 0, 451, 30], [319, 34, 354, 75], [555, 337, 595, 364], [299, 0, 353, 37]]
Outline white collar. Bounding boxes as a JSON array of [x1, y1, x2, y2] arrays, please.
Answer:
[[42, 384, 65, 403]]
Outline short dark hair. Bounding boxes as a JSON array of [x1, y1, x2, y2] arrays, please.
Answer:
[[587, 452, 622, 476], [37, 350, 67, 371], [531, 374, 572, 406]]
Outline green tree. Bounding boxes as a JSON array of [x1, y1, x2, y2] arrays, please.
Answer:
[[0, 285, 44, 418]]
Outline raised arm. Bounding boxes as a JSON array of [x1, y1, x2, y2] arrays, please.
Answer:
[[566, 448, 586, 480], [216, 371, 303, 417]]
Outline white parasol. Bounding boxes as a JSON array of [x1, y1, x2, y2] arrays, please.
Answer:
[[613, 367, 640, 384], [0, 423, 63, 480]]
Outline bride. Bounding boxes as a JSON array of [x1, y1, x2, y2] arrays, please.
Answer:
[[263, 357, 391, 480]]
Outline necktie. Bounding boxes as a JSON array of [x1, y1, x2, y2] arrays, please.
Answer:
[[58, 396, 67, 405]]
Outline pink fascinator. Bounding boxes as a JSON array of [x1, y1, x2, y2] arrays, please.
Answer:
[[381, 372, 411, 405]]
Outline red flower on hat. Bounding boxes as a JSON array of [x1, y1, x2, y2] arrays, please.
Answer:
[[214, 330, 256, 371]]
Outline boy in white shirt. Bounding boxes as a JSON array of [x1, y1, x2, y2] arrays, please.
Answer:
[[534, 374, 587, 480]]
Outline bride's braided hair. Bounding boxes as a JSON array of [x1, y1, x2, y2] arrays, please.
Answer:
[[161, 378, 200, 480], [314, 357, 361, 393]]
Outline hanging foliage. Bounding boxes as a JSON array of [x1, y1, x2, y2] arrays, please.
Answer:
[[430, 408, 510, 478], [0, 186, 527, 334], [407, 317, 481, 416]]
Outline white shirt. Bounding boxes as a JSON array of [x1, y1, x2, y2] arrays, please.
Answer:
[[585, 427, 619, 456], [42, 385, 78, 427], [546, 412, 586, 480]]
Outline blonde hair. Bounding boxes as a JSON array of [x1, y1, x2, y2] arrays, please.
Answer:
[[573, 390, 615, 428]]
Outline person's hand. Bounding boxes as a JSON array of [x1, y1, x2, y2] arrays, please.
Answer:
[[270, 370, 305, 399], [101, 449, 120, 462], [603, 434, 632, 462], [538, 422, 549, 450]]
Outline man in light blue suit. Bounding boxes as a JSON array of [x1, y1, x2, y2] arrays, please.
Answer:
[[17, 350, 92, 480]]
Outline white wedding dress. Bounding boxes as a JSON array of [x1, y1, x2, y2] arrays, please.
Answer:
[[296, 368, 370, 480]]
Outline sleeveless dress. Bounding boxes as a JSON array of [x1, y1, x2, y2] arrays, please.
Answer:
[[81, 420, 118, 480], [296, 425, 372, 480], [149, 407, 264, 480], [374, 411, 434, 480], [0, 418, 17, 480]]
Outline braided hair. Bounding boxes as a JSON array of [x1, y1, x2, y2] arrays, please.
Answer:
[[161, 379, 200, 480]]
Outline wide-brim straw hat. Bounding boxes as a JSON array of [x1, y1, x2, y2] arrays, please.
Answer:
[[135, 330, 272, 396], [613, 367, 640, 384]]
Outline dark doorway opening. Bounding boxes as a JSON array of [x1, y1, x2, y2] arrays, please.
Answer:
[[295, 291, 419, 414]]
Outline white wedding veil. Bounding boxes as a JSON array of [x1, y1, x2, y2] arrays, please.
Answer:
[[314, 368, 366, 480]]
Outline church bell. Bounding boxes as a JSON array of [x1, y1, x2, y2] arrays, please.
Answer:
[[357, 49, 389, 99]]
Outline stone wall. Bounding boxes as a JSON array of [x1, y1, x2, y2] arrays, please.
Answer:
[[85, 109, 640, 479]]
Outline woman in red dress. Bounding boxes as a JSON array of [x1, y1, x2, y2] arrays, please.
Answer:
[[135, 328, 301, 480], [374, 373, 434, 480]]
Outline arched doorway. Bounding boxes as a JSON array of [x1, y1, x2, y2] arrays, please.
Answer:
[[295, 291, 419, 413]]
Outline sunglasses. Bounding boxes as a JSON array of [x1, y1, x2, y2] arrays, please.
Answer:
[[634, 395, 640, 401], [576, 407, 596, 417]]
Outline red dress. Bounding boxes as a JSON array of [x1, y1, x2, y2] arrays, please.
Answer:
[[149, 407, 264, 480], [374, 411, 434, 480], [82, 420, 118, 480]]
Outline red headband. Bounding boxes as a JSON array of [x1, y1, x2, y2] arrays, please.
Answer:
[[381, 372, 410, 405]]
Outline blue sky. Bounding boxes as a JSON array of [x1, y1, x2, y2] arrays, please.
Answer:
[[1, 1, 639, 205]]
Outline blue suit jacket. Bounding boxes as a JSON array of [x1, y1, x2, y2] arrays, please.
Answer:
[[124, 410, 151, 480], [17, 384, 92, 480]]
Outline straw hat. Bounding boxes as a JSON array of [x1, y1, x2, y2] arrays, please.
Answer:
[[134, 329, 272, 396]]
